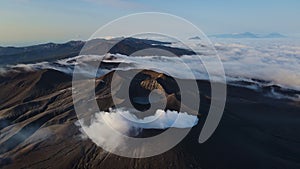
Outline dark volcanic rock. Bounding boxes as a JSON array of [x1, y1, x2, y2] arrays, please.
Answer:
[[0, 38, 195, 66], [0, 69, 300, 169]]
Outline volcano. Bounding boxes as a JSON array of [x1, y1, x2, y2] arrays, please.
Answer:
[[0, 68, 300, 169]]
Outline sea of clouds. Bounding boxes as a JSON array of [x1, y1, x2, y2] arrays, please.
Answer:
[[3, 38, 300, 92], [211, 38, 300, 91]]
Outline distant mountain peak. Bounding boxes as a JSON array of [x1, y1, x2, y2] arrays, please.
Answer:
[[264, 32, 287, 38], [189, 36, 201, 40], [209, 32, 286, 39]]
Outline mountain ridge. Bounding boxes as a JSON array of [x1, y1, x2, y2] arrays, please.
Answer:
[[209, 32, 287, 38], [0, 38, 195, 66], [0, 68, 300, 168]]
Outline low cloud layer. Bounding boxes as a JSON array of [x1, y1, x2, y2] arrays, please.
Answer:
[[2, 38, 300, 96]]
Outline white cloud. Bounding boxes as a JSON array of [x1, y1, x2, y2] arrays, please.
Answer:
[[76, 108, 198, 152], [3, 38, 300, 98]]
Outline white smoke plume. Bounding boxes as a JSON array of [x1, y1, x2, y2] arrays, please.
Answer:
[[76, 108, 198, 151]]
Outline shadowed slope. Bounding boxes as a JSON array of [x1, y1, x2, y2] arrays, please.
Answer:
[[0, 69, 300, 169]]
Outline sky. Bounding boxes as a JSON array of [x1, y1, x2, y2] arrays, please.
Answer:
[[1, 0, 300, 46]]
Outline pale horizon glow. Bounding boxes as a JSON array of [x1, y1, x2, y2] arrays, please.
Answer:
[[1, 0, 300, 46]]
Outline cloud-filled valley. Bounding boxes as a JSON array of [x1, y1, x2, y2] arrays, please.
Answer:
[[1, 38, 300, 100]]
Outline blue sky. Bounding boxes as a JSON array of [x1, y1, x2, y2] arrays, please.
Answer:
[[1, 0, 300, 46]]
